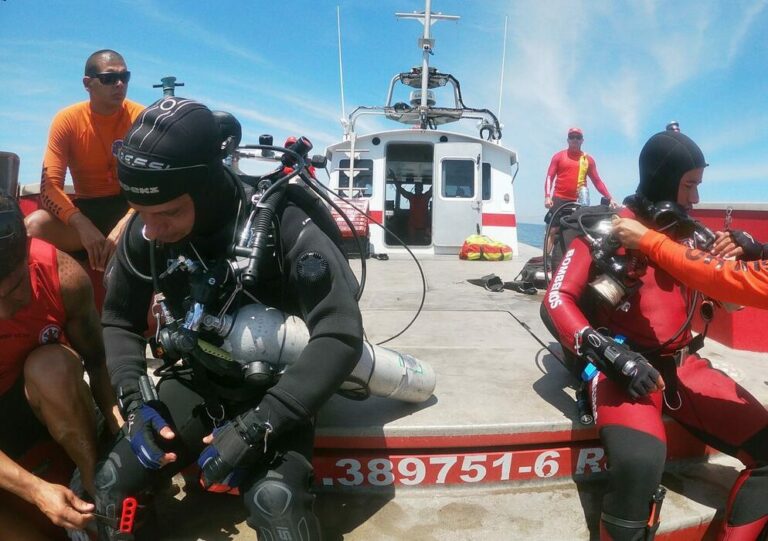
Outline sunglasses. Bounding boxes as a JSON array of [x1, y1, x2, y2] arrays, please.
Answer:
[[89, 71, 131, 85], [568, 135, 583, 140]]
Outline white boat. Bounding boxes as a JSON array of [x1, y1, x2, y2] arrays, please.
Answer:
[[323, 4, 519, 257]]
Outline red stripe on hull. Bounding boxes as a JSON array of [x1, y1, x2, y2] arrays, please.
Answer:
[[312, 423, 715, 488], [482, 213, 517, 227]]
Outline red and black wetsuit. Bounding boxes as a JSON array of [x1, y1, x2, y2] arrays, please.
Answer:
[[0, 239, 67, 457], [545, 208, 768, 540]]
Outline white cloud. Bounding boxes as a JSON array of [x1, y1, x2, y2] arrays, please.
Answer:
[[728, 0, 768, 63], [128, 0, 266, 65], [597, 69, 642, 141], [697, 113, 768, 154], [198, 71, 343, 125], [198, 96, 340, 151]]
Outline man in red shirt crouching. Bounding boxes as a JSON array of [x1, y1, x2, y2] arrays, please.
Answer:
[[0, 194, 122, 538]]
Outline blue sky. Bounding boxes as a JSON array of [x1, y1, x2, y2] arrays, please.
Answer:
[[1, 0, 767, 222]]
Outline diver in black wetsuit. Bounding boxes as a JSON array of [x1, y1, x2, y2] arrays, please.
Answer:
[[93, 96, 363, 540]]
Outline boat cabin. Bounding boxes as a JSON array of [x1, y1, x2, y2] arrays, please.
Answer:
[[326, 129, 518, 256]]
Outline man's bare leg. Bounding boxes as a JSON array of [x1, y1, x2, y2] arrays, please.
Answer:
[[545, 225, 559, 255], [24, 345, 99, 496], [25, 209, 84, 252]]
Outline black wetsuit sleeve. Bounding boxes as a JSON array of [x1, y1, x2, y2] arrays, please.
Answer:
[[101, 216, 154, 394], [259, 201, 363, 436]]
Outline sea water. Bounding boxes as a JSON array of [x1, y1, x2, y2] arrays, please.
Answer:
[[517, 222, 546, 249]]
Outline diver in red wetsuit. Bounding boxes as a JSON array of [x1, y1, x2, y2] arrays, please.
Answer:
[[0, 195, 122, 538], [544, 132, 768, 540]]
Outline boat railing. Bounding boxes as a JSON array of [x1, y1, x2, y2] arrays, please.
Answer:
[[344, 100, 502, 143]]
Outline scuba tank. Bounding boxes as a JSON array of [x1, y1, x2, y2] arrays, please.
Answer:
[[204, 302, 436, 403]]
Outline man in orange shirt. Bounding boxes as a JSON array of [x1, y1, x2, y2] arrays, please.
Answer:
[[613, 217, 768, 308], [25, 50, 144, 272]]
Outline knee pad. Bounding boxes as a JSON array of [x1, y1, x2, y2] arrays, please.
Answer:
[[93, 453, 156, 541], [245, 451, 321, 541]]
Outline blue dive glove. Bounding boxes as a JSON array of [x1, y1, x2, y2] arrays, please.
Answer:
[[198, 409, 272, 488], [126, 403, 172, 469]]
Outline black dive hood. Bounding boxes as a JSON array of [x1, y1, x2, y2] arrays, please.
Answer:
[[117, 96, 238, 238], [636, 131, 707, 204]]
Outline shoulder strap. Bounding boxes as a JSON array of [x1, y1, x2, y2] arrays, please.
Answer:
[[577, 154, 590, 189], [283, 184, 348, 258]]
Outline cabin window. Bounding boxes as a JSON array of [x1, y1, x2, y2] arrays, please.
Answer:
[[442, 159, 474, 198], [482, 163, 491, 201], [338, 159, 374, 197]]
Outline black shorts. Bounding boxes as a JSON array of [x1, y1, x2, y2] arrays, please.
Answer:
[[0, 376, 51, 459], [74, 195, 129, 236], [544, 196, 577, 225]]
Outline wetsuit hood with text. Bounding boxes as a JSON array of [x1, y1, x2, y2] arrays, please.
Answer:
[[117, 96, 237, 237], [636, 131, 706, 204]]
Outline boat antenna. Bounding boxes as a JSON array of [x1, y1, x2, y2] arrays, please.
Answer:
[[497, 16, 508, 122], [336, 5, 347, 125], [396, 0, 459, 129]]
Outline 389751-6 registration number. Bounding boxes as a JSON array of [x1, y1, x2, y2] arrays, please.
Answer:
[[313, 447, 607, 487]]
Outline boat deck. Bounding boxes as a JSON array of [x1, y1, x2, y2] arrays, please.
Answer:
[[151, 244, 768, 540]]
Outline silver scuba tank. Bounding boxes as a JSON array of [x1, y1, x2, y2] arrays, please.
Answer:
[[211, 303, 436, 403]]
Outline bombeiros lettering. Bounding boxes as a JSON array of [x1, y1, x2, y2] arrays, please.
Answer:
[[548, 248, 575, 308]]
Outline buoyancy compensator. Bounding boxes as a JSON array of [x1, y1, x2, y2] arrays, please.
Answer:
[[541, 194, 716, 308]]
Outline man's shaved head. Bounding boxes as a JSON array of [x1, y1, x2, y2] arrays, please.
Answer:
[[84, 49, 125, 76]]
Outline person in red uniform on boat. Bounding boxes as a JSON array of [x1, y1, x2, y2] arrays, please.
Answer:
[[0, 195, 122, 538], [544, 131, 768, 540], [544, 128, 616, 252], [545, 127, 615, 213], [397, 181, 432, 243], [25, 49, 144, 272], [612, 216, 768, 308]]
